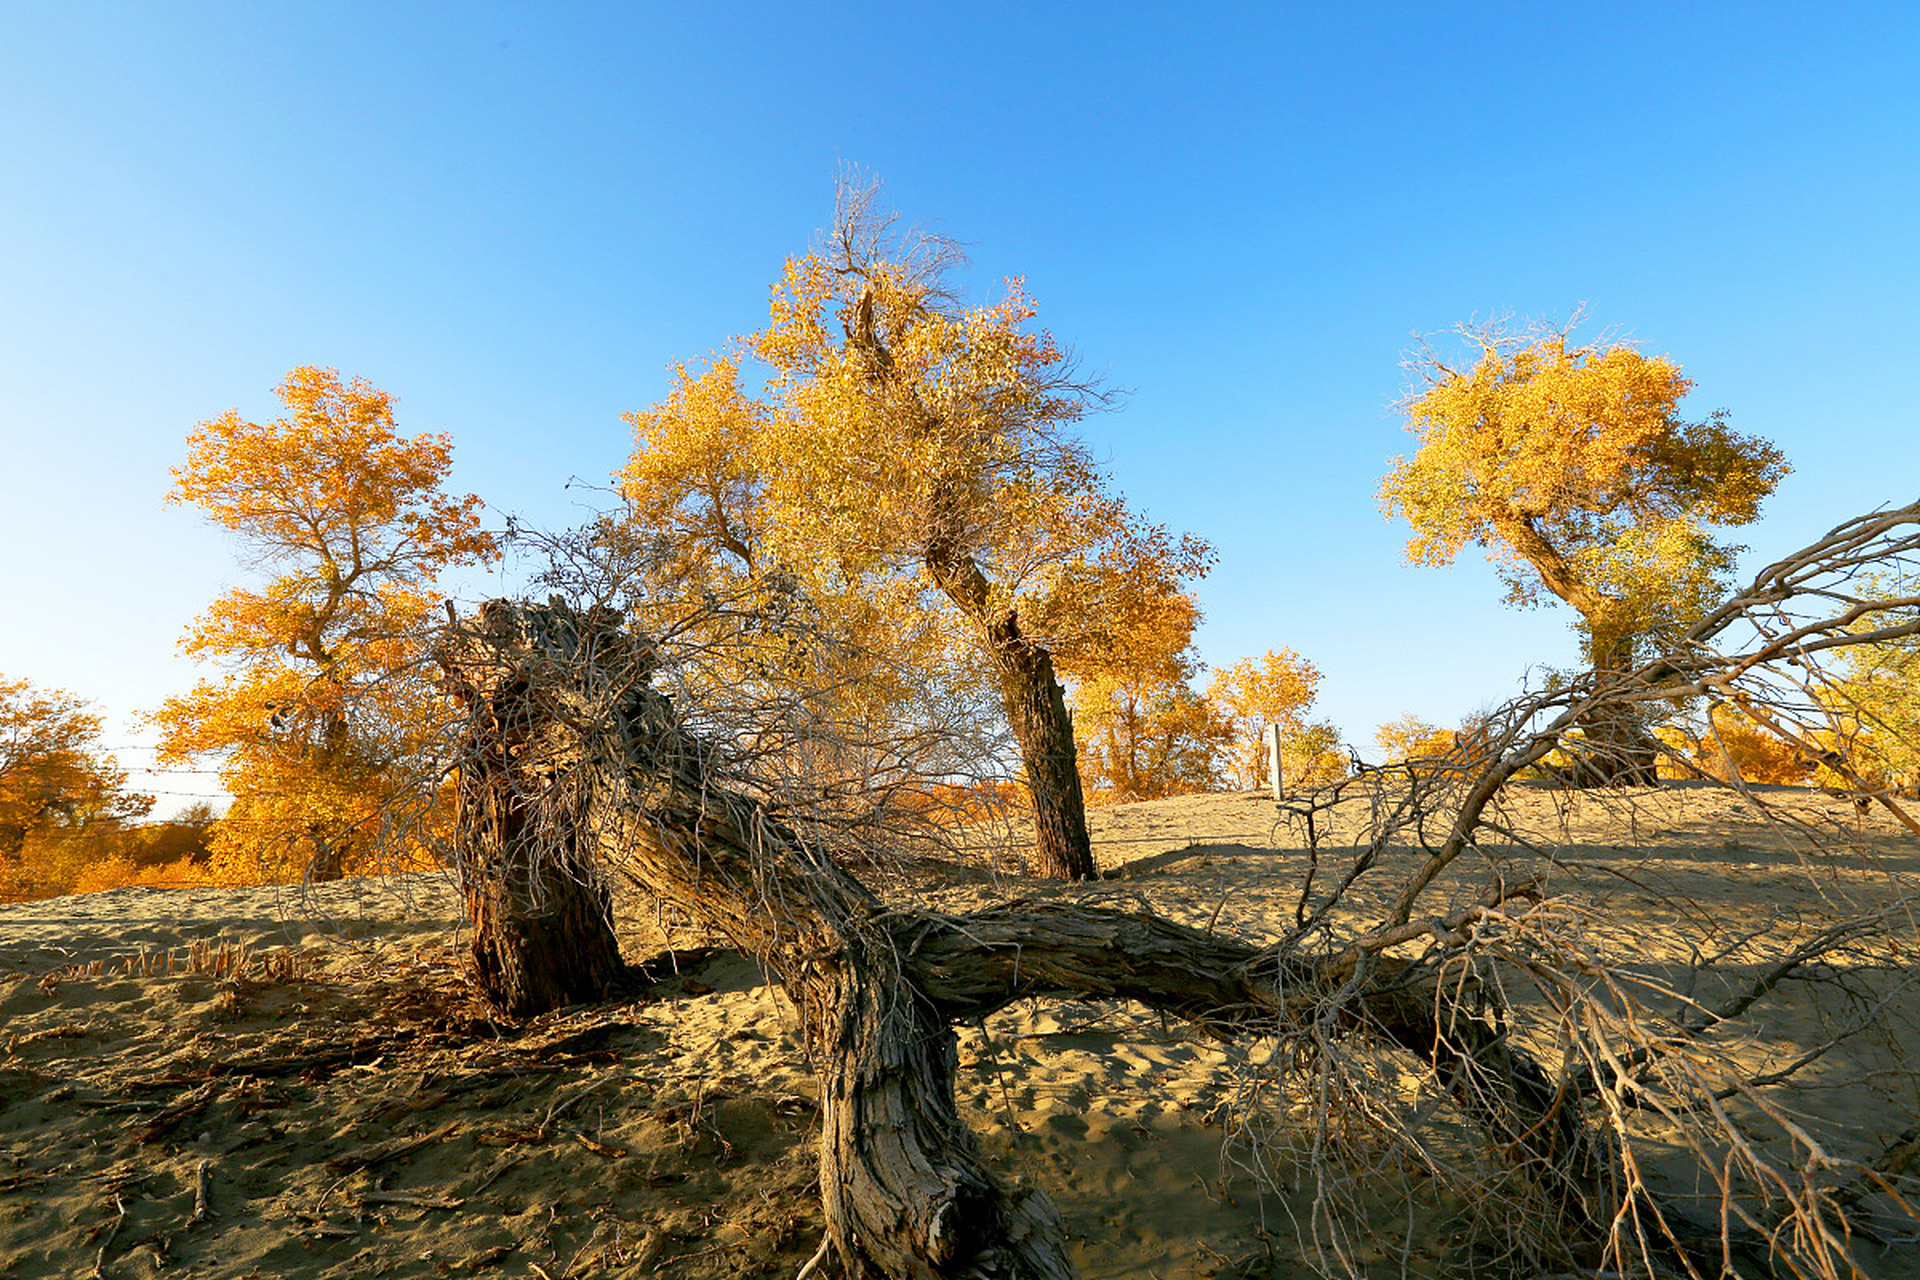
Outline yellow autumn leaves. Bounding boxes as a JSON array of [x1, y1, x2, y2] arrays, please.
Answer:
[[1380, 320, 1789, 670], [152, 368, 498, 884], [69, 202, 1867, 894]]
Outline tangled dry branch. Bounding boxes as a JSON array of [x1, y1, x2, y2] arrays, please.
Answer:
[[435, 499, 1920, 1279]]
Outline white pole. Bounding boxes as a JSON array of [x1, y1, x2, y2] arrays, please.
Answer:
[[1265, 723, 1284, 802]]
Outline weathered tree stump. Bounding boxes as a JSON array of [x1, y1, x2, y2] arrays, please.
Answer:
[[438, 600, 626, 1017]]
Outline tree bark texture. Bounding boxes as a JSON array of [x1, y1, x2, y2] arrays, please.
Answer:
[[438, 602, 625, 1017], [1491, 511, 1660, 788], [925, 544, 1095, 881], [441, 599, 1628, 1278], [1567, 629, 1661, 788]]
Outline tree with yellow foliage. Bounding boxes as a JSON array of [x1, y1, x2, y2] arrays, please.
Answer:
[[1813, 590, 1920, 794], [154, 368, 497, 882], [1374, 714, 1445, 760], [617, 358, 1005, 835], [1659, 707, 1814, 786], [1206, 648, 1344, 790], [619, 184, 1209, 878], [1072, 678, 1222, 801], [1379, 318, 1788, 784], [0, 676, 153, 898], [1064, 590, 1227, 800]]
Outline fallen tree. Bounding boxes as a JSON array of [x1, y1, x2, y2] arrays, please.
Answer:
[[440, 501, 1920, 1279]]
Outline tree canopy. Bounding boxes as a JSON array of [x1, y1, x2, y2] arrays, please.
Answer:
[[0, 676, 150, 857], [616, 184, 1209, 876], [1065, 589, 1222, 801], [1380, 321, 1787, 667], [154, 367, 497, 882], [1380, 319, 1789, 783]]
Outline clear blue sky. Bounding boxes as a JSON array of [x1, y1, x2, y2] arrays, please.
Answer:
[[3, 3, 1916, 811]]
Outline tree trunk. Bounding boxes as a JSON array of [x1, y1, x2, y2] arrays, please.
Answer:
[[490, 600, 1080, 1278], [986, 613, 1094, 880], [1567, 629, 1660, 788], [440, 598, 1636, 1278], [925, 544, 1095, 881], [437, 603, 624, 1017], [1490, 512, 1660, 789], [303, 823, 349, 883]]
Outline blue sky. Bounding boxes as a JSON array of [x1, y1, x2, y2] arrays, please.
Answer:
[[3, 3, 1916, 810]]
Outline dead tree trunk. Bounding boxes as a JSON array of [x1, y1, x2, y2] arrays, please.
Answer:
[[442, 598, 1637, 1278], [438, 602, 624, 1017]]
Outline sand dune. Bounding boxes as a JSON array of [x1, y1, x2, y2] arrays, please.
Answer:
[[3, 784, 1917, 1278]]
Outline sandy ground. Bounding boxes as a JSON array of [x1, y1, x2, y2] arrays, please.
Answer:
[[3, 783, 1918, 1279]]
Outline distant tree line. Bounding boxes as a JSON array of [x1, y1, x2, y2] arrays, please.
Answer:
[[0, 674, 217, 900]]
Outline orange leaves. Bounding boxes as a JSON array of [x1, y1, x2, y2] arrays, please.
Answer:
[[1379, 318, 1788, 666], [1061, 570, 1214, 801], [633, 186, 1195, 666], [1383, 331, 1702, 568], [165, 364, 498, 668], [1071, 671, 1224, 802], [1811, 594, 1920, 793], [618, 359, 771, 578], [0, 675, 151, 859], [0, 674, 156, 901], [156, 368, 496, 882], [1667, 708, 1816, 787], [1372, 714, 1455, 765], [171, 366, 494, 585], [1207, 650, 1323, 736], [619, 186, 1209, 845], [1071, 643, 1347, 798], [749, 243, 1094, 583]]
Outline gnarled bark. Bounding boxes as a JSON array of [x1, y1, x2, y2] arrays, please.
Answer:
[[925, 542, 1094, 881], [438, 602, 624, 1017], [440, 598, 1641, 1278], [1489, 512, 1661, 788], [1563, 629, 1661, 787]]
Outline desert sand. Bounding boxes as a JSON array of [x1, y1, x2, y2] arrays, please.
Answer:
[[3, 783, 1917, 1279]]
